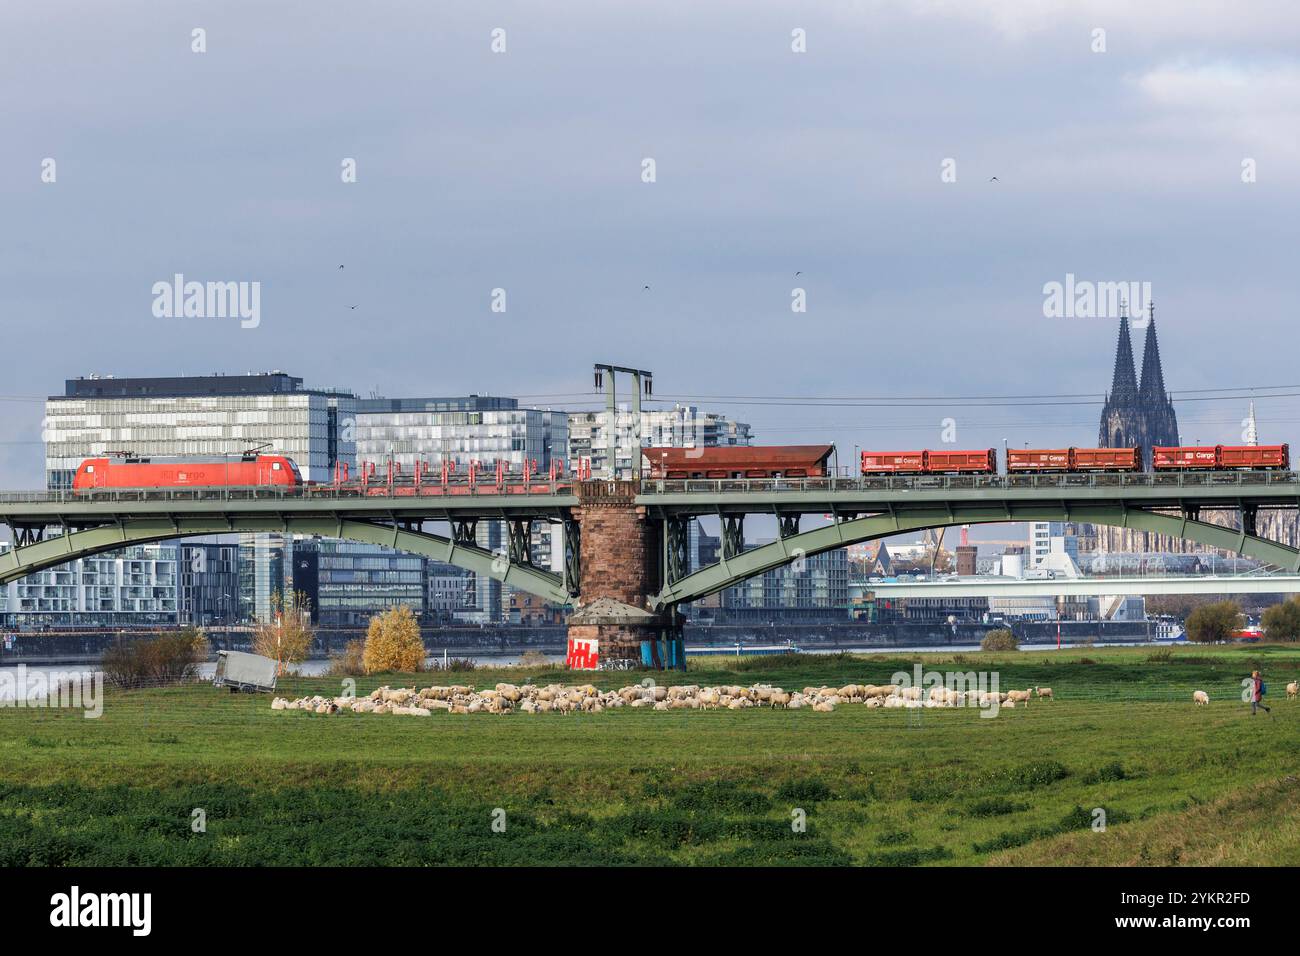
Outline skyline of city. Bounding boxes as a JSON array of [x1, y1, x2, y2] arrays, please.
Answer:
[[6, 3, 1300, 491]]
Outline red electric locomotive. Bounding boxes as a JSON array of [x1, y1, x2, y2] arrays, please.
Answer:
[[72, 454, 302, 490]]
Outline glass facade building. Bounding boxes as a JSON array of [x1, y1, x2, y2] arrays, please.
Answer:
[[1, 544, 179, 627], [567, 403, 752, 478], [354, 396, 569, 623], [287, 539, 426, 628], [354, 395, 567, 475], [44, 372, 356, 488]]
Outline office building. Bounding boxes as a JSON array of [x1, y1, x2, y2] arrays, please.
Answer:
[[1, 544, 178, 627], [354, 395, 568, 623], [568, 403, 752, 478], [44, 371, 356, 488]]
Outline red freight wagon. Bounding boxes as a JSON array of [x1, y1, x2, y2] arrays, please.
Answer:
[[1218, 444, 1290, 470], [1007, 448, 1072, 473], [924, 449, 998, 474], [1152, 446, 1219, 470], [649, 445, 833, 479], [1070, 447, 1140, 472], [860, 451, 926, 475], [73, 455, 302, 490]]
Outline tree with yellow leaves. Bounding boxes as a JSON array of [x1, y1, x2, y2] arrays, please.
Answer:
[[251, 590, 316, 674], [363, 604, 426, 674]]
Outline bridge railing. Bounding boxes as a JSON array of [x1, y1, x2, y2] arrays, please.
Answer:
[[0, 481, 577, 505], [640, 470, 1300, 495]]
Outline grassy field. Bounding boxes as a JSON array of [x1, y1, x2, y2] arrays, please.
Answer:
[[3, 644, 1300, 866]]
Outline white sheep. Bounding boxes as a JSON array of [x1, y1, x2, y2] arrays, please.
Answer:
[[1193, 690, 1209, 706]]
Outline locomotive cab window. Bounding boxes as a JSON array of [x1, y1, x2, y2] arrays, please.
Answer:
[[84, 465, 94, 473], [272, 462, 282, 470]]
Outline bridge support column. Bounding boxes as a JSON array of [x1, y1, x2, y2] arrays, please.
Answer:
[[567, 480, 682, 670]]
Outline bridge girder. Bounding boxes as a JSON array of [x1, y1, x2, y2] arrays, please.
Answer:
[[0, 516, 572, 605], [650, 503, 1300, 609]]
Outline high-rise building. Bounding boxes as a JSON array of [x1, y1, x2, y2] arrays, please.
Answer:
[[290, 539, 427, 628], [353, 396, 567, 475], [354, 395, 569, 623], [44, 371, 356, 488], [568, 403, 752, 478], [1029, 521, 1081, 567], [178, 542, 240, 627], [33, 372, 356, 628], [1, 544, 178, 627]]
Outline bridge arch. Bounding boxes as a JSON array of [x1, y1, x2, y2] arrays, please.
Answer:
[[0, 516, 571, 605], [652, 504, 1300, 609]]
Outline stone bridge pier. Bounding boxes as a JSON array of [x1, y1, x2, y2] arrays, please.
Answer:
[[566, 480, 684, 670]]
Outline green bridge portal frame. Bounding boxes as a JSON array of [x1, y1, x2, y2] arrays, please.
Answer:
[[650, 504, 1300, 609], [0, 516, 574, 606]]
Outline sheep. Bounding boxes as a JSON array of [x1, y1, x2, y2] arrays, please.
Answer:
[[1005, 689, 1033, 704], [1288, 681, 1299, 700], [1035, 686, 1054, 700], [1193, 690, 1209, 706]]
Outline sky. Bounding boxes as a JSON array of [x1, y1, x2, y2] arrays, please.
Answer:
[[3, 0, 1299, 495]]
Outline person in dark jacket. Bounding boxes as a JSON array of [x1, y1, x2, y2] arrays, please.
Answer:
[[1250, 670, 1272, 716]]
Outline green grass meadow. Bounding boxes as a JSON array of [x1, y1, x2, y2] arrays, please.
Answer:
[[3, 644, 1299, 866]]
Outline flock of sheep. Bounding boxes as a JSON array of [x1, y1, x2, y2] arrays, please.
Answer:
[[269, 678, 1300, 716], [270, 680, 1059, 716]]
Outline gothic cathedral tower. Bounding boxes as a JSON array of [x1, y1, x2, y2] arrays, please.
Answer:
[[1097, 304, 1180, 552]]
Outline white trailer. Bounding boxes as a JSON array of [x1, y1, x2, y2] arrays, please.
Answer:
[[213, 650, 278, 693]]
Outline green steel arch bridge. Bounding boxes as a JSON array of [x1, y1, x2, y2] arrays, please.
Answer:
[[3, 471, 1300, 621]]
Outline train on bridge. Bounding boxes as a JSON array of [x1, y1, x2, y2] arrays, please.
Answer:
[[67, 441, 1291, 494], [71, 453, 578, 495]]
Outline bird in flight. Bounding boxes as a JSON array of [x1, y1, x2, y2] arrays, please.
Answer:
[[338, 264, 345, 269], [642, 285, 650, 290], [989, 176, 999, 182], [794, 271, 802, 277], [349, 305, 358, 310]]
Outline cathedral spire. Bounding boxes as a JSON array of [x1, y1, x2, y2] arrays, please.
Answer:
[[1107, 310, 1139, 405], [1137, 302, 1168, 404]]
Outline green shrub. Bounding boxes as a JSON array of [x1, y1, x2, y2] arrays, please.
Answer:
[[981, 629, 1018, 652]]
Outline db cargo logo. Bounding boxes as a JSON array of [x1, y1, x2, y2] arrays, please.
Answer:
[[566, 637, 599, 670]]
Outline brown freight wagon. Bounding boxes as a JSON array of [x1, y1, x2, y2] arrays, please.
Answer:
[[1152, 446, 1219, 470], [1218, 444, 1290, 470], [924, 449, 998, 474], [860, 451, 927, 475], [1006, 448, 1072, 472], [1070, 447, 1141, 472], [649, 445, 834, 479]]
